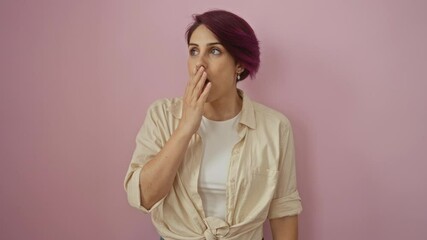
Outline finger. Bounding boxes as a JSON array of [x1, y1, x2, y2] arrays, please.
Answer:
[[185, 66, 204, 100], [192, 71, 207, 99], [190, 67, 205, 96], [194, 65, 206, 75], [197, 82, 211, 104], [194, 66, 204, 80]]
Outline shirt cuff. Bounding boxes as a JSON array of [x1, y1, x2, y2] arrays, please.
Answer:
[[268, 190, 303, 219], [126, 167, 164, 213]]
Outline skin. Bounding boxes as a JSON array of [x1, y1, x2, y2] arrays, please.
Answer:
[[139, 24, 298, 240], [270, 215, 299, 240], [186, 24, 243, 121]]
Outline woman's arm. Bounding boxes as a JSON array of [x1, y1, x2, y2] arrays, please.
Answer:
[[139, 127, 193, 209], [139, 66, 211, 210], [270, 215, 299, 240]]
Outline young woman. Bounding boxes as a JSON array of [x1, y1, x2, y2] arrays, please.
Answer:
[[124, 9, 302, 240]]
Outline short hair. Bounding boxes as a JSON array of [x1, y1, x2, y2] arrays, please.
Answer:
[[185, 10, 260, 81]]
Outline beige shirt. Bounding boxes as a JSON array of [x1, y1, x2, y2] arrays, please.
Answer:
[[124, 90, 302, 240]]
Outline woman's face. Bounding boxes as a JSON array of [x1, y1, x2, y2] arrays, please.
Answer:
[[187, 24, 242, 103]]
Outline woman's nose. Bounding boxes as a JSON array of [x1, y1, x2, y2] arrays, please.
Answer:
[[195, 56, 207, 71], [195, 64, 205, 72]]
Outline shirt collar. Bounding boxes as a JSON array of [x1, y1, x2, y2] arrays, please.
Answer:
[[237, 89, 256, 129], [168, 88, 256, 129]]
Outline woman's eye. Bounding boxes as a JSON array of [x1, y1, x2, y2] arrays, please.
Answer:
[[189, 48, 198, 56], [211, 48, 221, 55]]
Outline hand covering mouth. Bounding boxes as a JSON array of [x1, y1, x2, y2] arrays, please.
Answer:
[[202, 78, 210, 91]]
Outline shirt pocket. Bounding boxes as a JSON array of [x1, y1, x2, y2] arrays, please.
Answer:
[[252, 168, 279, 177], [250, 168, 279, 202], [236, 168, 279, 221]]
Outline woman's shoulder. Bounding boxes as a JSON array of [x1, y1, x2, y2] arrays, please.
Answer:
[[250, 100, 292, 127], [145, 97, 183, 119], [146, 97, 182, 111]]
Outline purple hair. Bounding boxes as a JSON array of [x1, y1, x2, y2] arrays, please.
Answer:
[[185, 10, 260, 81]]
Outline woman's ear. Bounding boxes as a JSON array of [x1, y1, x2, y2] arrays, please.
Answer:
[[235, 63, 244, 74]]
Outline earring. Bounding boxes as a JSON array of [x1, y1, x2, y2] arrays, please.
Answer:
[[237, 73, 241, 80]]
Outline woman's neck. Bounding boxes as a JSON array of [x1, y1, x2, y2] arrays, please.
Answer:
[[203, 90, 242, 121]]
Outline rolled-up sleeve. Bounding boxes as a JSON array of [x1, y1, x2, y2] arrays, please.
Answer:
[[268, 120, 302, 219], [123, 102, 166, 213]]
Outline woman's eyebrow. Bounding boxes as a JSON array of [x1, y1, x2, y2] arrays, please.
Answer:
[[188, 42, 222, 47]]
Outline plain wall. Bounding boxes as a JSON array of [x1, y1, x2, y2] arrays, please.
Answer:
[[1, 0, 426, 239]]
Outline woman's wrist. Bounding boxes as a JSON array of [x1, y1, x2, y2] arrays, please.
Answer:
[[174, 124, 195, 141]]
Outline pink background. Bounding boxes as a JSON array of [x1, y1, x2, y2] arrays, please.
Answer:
[[1, 0, 426, 239]]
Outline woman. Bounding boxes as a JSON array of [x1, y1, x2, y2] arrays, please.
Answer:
[[124, 9, 302, 240]]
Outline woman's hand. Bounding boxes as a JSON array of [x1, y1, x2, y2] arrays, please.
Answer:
[[137, 66, 211, 209], [178, 66, 211, 135]]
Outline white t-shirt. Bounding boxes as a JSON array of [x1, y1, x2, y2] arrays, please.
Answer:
[[197, 112, 241, 219]]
